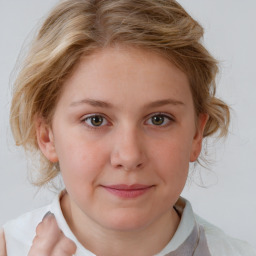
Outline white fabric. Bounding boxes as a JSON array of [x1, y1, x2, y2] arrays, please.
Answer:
[[3, 191, 256, 256], [196, 215, 256, 256], [155, 198, 195, 255]]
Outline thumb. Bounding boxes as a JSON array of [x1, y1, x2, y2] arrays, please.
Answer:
[[36, 211, 61, 242], [29, 211, 77, 256]]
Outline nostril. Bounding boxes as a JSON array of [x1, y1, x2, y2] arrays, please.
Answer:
[[110, 140, 146, 171]]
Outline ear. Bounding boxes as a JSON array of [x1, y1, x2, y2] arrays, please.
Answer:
[[36, 117, 58, 163], [190, 113, 209, 162]]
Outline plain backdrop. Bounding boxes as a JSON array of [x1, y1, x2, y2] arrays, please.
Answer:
[[0, 0, 256, 249]]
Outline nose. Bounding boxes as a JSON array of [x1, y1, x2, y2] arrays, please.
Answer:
[[110, 127, 146, 171]]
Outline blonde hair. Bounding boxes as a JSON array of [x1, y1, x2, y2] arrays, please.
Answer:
[[10, 0, 230, 186]]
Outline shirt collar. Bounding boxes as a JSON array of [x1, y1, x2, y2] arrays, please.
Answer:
[[53, 192, 197, 256], [155, 197, 196, 255]]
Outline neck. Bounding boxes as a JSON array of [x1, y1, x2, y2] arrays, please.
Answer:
[[61, 192, 180, 256]]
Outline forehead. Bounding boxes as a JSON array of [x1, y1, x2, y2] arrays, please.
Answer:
[[58, 46, 192, 110]]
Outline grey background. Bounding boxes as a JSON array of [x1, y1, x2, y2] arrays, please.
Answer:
[[0, 0, 255, 249]]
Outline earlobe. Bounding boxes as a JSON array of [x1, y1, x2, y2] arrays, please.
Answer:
[[190, 113, 209, 162], [36, 118, 58, 163]]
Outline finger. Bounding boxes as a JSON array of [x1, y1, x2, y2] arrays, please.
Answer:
[[52, 236, 77, 256], [28, 212, 62, 255], [28, 212, 77, 256], [38, 212, 62, 237], [0, 229, 7, 256], [29, 232, 77, 256]]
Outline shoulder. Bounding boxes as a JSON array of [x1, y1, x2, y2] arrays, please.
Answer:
[[0, 228, 6, 256], [3, 192, 61, 240], [3, 204, 52, 255], [3, 203, 51, 234], [195, 215, 256, 256]]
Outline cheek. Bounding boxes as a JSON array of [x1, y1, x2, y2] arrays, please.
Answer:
[[55, 135, 110, 186], [152, 133, 193, 166], [149, 134, 192, 185]]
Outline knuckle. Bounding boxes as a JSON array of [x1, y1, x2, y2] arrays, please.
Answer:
[[28, 245, 50, 256], [58, 236, 77, 254], [65, 239, 77, 253], [32, 235, 38, 244], [35, 221, 44, 236]]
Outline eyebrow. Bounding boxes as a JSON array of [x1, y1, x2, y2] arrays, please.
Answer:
[[70, 99, 113, 108], [69, 98, 185, 108], [145, 99, 185, 108]]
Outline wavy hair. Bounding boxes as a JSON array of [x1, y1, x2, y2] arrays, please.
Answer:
[[10, 0, 230, 186]]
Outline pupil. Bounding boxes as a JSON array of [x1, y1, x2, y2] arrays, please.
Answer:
[[92, 116, 103, 126], [153, 116, 164, 125]]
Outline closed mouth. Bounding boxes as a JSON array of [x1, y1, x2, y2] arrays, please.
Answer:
[[101, 184, 154, 198]]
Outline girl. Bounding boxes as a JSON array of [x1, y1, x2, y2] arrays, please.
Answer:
[[1, 0, 255, 255]]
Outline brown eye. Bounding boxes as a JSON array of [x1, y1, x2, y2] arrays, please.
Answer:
[[146, 114, 173, 127], [84, 115, 107, 127], [91, 116, 103, 126], [151, 115, 165, 125]]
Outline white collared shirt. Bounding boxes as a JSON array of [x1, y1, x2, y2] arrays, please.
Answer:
[[3, 191, 256, 255]]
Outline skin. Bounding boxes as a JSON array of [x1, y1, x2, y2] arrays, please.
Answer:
[[0, 229, 6, 256], [34, 45, 208, 255], [28, 213, 76, 256], [0, 215, 76, 256]]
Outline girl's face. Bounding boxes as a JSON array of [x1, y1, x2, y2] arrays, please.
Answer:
[[38, 46, 207, 232]]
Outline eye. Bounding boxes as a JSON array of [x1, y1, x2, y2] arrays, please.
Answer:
[[146, 113, 173, 127], [83, 114, 108, 127]]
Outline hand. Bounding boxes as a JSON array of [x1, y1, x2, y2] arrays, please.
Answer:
[[0, 228, 7, 256], [28, 212, 77, 256]]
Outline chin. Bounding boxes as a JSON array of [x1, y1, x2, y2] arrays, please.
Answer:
[[100, 209, 152, 232]]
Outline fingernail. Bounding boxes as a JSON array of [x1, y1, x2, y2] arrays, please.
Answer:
[[43, 211, 54, 220]]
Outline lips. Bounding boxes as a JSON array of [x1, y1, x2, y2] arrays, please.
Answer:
[[104, 184, 152, 190], [101, 184, 154, 198]]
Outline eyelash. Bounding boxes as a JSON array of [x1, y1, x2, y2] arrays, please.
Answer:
[[81, 112, 174, 130]]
